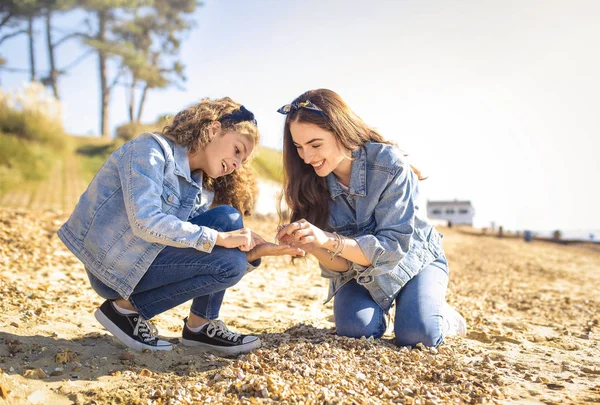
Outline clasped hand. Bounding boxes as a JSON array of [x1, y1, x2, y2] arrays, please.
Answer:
[[275, 219, 329, 251], [216, 228, 305, 261]]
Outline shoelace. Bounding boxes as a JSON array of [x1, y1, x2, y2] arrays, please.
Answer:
[[205, 320, 241, 342], [133, 316, 158, 343]]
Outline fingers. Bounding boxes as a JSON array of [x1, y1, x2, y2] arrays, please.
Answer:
[[276, 220, 307, 240], [252, 231, 267, 245], [291, 228, 313, 241], [276, 234, 294, 245], [241, 228, 255, 251], [263, 243, 306, 257], [275, 223, 291, 240]]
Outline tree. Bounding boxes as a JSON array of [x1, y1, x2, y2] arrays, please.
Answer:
[[41, 0, 79, 99], [79, 0, 146, 137], [0, 1, 45, 82], [113, 0, 199, 123]]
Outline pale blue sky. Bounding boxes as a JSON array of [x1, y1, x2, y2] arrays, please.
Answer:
[[2, 0, 599, 233]]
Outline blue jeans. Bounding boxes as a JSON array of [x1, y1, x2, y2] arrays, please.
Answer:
[[334, 255, 449, 347], [86, 205, 250, 320]]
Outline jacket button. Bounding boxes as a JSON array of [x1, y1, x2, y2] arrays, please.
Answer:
[[203, 242, 211, 249], [168, 194, 174, 203]]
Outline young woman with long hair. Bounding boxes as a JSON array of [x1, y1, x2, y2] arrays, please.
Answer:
[[276, 89, 466, 347]]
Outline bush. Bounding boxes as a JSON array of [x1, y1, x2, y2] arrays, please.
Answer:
[[115, 116, 172, 142], [73, 136, 122, 183], [0, 82, 67, 150], [251, 146, 283, 182], [0, 132, 58, 194]]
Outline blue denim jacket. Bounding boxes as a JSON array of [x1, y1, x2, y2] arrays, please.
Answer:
[[320, 142, 444, 312], [57, 132, 219, 299]]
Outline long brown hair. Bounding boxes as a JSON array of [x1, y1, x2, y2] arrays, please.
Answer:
[[162, 97, 260, 215], [279, 89, 423, 229]]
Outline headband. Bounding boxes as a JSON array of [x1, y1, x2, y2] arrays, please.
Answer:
[[277, 100, 324, 115], [221, 105, 257, 125]]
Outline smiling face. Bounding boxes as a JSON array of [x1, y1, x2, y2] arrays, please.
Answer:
[[289, 121, 352, 182], [189, 122, 255, 179]]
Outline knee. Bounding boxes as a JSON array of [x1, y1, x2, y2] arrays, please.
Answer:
[[211, 205, 244, 232], [86, 269, 121, 300], [222, 250, 247, 286], [395, 319, 443, 347], [335, 312, 385, 339]]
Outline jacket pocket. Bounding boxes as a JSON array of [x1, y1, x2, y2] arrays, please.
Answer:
[[160, 185, 181, 213]]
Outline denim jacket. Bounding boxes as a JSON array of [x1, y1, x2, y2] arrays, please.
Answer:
[[57, 132, 219, 299], [320, 142, 444, 312]]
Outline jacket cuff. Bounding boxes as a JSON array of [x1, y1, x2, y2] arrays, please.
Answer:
[[196, 227, 218, 253], [246, 258, 261, 273], [353, 234, 385, 267]]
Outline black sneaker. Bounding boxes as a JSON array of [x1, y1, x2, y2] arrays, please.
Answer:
[[181, 318, 261, 355], [94, 300, 173, 352]]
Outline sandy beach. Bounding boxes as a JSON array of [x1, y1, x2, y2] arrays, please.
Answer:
[[0, 207, 599, 404]]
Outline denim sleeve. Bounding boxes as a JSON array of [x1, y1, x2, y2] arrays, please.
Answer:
[[319, 262, 352, 278], [351, 163, 415, 275], [118, 138, 218, 252]]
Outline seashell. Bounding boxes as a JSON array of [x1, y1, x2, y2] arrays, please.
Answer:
[[23, 368, 47, 379], [138, 368, 152, 377]]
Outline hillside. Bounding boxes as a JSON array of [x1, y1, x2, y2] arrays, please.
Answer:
[[0, 135, 283, 212]]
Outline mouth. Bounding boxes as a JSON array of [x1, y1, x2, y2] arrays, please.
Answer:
[[221, 161, 228, 175], [311, 159, 325, 171]]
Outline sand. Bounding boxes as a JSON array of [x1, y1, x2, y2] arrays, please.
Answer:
[[0, 208, 599, 404]]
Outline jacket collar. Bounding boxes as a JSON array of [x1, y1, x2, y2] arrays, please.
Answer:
[[326, 147, 367, 199], [173, 141, 203, 188], [155, 133, 202, 188]]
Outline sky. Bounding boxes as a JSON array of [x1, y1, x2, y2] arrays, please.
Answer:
[[2, 0, 599, 233]]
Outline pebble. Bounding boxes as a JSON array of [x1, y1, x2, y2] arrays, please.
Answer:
[[120, 353, 135, 361], [582, 367, 600, 375], [139, 369, 153, 377], [23, 368, 47, 379]]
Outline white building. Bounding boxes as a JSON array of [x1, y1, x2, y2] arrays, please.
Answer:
[[427, 200, 474, 226]]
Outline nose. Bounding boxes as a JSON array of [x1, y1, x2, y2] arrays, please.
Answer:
[[303, 150, 313, 165], [232, 158, 241, 171]]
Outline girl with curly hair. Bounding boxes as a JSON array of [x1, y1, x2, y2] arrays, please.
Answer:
[[58, 97, 302, 354], [276, 89, 466, 347]]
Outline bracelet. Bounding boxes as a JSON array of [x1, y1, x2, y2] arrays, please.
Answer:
[[329, 232, 344, 261], [338, 235, 346, 257]]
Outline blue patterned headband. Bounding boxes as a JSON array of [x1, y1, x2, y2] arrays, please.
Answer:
[[221, 105, 257, 126], [277, 100, 324, 115]]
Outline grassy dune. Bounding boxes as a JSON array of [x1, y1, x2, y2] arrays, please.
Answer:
[[0, 132, 282, 212]]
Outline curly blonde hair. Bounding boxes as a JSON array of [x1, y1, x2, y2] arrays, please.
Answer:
[[161, 97, 260, 215]]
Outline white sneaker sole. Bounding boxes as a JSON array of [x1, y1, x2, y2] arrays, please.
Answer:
[[181, 337, 261, 355], [442, 304, 467, 337], [94, 308, 173, 352]]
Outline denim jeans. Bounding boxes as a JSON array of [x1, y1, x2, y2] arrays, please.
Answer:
[[333, 254, 450, 347], [86, 205, 249, 320]]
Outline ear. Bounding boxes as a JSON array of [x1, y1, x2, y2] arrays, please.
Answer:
[[208, 121, 222, 140]]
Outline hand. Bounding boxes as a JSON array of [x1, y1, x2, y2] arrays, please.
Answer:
[[275, 219, 329, 248], [216, 228, 255, 252], [246, 241, 305, 262], [278, 233, 316, 253], [251, 231, 268, 246]]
